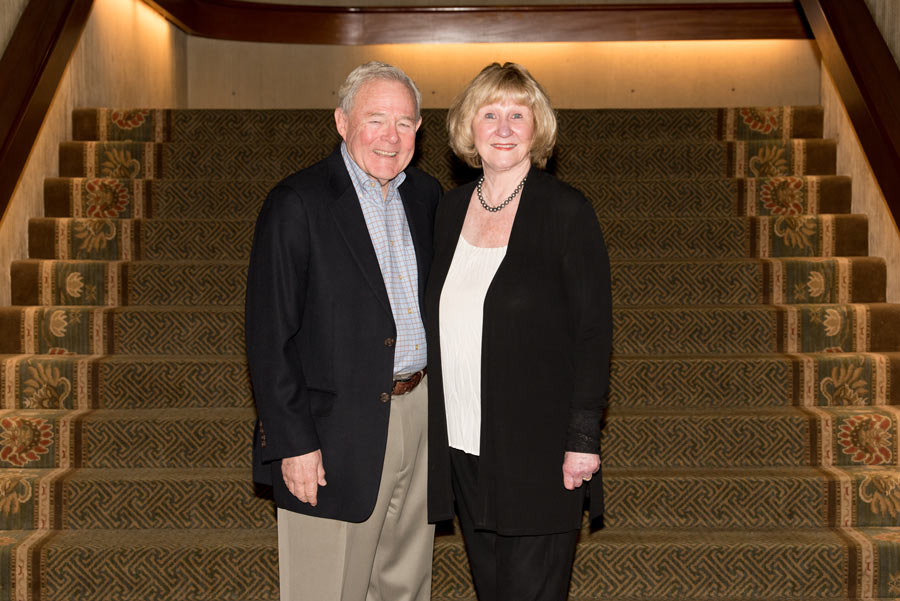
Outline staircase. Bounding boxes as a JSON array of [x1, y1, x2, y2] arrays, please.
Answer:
[[1, 105, 899, 600]]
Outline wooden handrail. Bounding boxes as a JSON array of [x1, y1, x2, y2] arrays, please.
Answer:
[[0, 0, 94, 223], [799, 0, 900, 229], [142, 1, 810, 44]]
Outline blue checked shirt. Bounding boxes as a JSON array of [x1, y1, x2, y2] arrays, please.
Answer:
[[341, 143, 427, 376]]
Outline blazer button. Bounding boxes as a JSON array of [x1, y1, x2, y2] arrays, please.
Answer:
[[384, 337, 395, 347], [379, 392, 391, 403]]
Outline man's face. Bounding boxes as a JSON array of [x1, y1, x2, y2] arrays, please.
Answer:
[[335, 79, 421, 192]]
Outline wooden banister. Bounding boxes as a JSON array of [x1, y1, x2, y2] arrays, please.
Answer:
[[799, 0, 900, 228], [0, 0, 94, 223]]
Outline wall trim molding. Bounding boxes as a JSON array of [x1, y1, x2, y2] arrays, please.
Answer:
[[800, 0, 900, 230], [142, 1, 811, 44], [0, 0, 94, 222]]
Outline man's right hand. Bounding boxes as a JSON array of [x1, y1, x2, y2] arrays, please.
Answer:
[[282, 449, 327, 506]]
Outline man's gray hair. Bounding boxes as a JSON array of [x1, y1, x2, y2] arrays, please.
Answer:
[[338, 61, 422, 120]]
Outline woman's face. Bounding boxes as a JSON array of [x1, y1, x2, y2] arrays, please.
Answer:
[[472, 97, 534, 174]]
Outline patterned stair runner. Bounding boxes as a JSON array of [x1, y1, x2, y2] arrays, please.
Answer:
[[2, 106, 900, 601]]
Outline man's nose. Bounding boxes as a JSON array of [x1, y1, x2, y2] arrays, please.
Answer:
[[383, 123, 400, 143]]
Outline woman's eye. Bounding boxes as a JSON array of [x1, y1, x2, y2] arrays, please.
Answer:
[[483, 113, 495, 119]]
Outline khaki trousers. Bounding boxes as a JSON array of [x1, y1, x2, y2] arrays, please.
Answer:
[[277, 379, 434, 601]]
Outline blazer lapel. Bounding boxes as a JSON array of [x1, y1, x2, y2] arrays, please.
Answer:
[[399, 178, 431, 305], [327, 154, 393, 317]]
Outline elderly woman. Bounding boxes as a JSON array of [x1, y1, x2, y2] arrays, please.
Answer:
[[425, 62, 613, 601]]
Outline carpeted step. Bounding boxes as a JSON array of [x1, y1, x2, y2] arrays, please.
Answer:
[[10, 257, 886, 306], [0, 468, 272, 530], [4, 527, 898, 600], [603, 466, 900, 529], [611, 352, 900, 408], [0, 408, 253, 469], [26, 215, 867, 262], [28, 218, 254, 261], [612, 257, 885, 306], [614, 303, 900, 355], [434, 527, 900, 600], [603, 406, 900, 468], [11, 260, 249, 306], [10, 465, 899, 532], [6, 303, 900, 356], [3, 352, 896, 411], [71, 107, 824, 143], [2, 304, 899, 356], [0, 354, 251, 410], [2, 406, 900, 470], [2, 528, 278, 601], [42, 175, 852, 220], [586, 175, 852, 218], [599, 214, 867, 260], [58, 139, 837, 182], [0, 307, 244, 355]]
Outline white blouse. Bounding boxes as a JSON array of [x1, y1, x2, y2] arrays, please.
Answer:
[[439, 235, 507, 456]]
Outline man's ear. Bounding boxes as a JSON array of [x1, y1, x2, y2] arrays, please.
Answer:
[[415, 118, 422, 133], [335, 108, 347, 139]]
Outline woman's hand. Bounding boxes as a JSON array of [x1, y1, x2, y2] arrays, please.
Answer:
[[562, 451, 600, 490]]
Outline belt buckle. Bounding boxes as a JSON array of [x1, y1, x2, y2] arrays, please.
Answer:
[[392, 369, 424, 396]]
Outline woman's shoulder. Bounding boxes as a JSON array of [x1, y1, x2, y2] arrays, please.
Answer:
[[528, 169, 593, 216]]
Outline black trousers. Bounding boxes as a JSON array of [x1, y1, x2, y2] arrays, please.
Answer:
[[450, 449, 579, 601]]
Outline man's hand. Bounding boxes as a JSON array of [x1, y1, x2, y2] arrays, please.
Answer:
[[282, 449, 327, 506], [562, 451, 600, 490]]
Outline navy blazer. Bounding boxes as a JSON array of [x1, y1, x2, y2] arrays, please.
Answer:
[[245, 146, 440, 521]]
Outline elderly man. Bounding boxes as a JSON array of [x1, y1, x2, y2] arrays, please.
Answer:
[[245, 62, 440, 601]]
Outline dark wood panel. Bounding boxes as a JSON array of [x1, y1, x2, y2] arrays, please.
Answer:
[[800, 0, 900, 229], [142, 1, 811, 44], [0, 0, 94, 221]]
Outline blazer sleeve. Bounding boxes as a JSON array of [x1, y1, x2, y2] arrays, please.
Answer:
[[245, 184, 321, 462], [562, 197, 613, 454]]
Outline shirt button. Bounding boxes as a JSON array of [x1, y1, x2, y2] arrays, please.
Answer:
[[384, 337, 395, 347], [380, 392, 391, 403]]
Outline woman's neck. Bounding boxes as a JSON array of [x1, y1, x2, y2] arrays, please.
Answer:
[[480, 162, 531, 204]]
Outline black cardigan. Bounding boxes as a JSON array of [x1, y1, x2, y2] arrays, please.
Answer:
[[426, 167, 613, 534]]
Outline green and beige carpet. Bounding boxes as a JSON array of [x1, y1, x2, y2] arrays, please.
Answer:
[[1, 105, 900, 600]]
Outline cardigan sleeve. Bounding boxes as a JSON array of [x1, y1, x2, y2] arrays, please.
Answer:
[[561, 197, 613, 454]]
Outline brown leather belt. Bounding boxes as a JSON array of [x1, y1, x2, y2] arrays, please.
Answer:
[[392, 368, 426, 396]]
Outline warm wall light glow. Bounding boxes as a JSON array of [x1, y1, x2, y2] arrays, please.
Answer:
[[373, 40, 820, 109], [84, 0, 185, 107], [187, 38, 821, 109]]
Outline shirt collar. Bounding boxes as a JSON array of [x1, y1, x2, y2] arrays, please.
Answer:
[[340, 142, 407, 199]]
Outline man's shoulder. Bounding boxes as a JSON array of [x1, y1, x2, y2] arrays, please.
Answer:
[[271, 152, 344, 201], [401, 165, 442, 201]]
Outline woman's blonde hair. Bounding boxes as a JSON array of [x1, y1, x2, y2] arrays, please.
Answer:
[[447, 62, 557, 169]]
